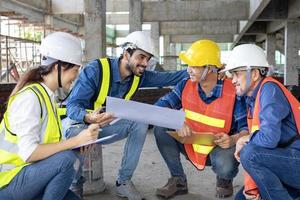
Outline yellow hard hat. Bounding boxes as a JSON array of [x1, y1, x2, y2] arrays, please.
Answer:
[[179, 39, 222, 68]]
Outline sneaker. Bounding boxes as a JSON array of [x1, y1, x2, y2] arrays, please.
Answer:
[[156, 177, 188, 199], [215, 176, 233, 198], [70, 176, 85, 199], [116, 180, 144, 200], [71, 187, 83, 199]]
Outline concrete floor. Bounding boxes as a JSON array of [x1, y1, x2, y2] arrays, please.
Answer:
[[85, 130, 244, 200]]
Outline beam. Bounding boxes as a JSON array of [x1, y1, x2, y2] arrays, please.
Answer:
[[266, 21, 285, 33], [0, 0, 80, 33], [256, 34, 266, 43], [288, 0, 300, 19], [170, 34, 233, 43], [106, 13, 128, 25], [238, 35, 256, 44], [142, 0, 248, 22], [232, 0, 271, 47], [107, 0, 128, 12], [160, 21, 237, 35], [52, 16, 80, 33], [244, 21, 266, 35], [257, 0, 288, 20], [52, 0, 84, 14], [0, 0, 44, 22]]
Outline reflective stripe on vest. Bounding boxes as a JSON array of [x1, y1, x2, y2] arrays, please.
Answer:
[[0, 83, 61, 188], [182, 79, 236, 170], [93, 58, 140, 109], [57, 58, 141, 118], [244, 77, 300, 197], [185, 109, 225, 128], [94, 58, 111, 109]]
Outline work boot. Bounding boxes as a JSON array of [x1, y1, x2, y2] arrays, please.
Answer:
[[116, 180, 144, 200], [156, 177, 188, 199], [215, 176, 233, 198]]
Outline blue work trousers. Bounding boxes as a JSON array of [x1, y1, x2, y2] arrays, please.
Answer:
[[0, 150, 80, 200], [154, 126, 239, 180], [63, 118, 148, 186], [235, 143, 300, 200]]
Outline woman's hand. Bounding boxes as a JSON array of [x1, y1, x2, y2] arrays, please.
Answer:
[[75, 123, 99, 146]]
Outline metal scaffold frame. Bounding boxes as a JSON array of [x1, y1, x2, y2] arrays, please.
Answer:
[[0, 15, 42, 83]]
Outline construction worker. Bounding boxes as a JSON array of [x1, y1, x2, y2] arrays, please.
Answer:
[[221, 44, 300, 200], [62, 31, 188, 200], [0, 32, 113, 200], [154, 39, 248, 199]]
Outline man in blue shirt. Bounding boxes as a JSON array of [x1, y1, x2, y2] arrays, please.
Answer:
[[62, 31, 188, 199], [154, 40, 248, 199], [222, 44, 300, 200]]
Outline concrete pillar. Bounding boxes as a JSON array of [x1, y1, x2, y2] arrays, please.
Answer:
[[0, 17, 2, 79], [129, 0, 142, 33], [84, 0, 106, 62], [284, 21, 299, 86], [265, 34, 276, 68], [150, 22, 160, 58], [82, 0, 106, 195], [44, 15, 53, 36], [163, 35, 177, 71]]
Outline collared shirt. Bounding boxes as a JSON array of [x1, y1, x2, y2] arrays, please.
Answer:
[[155, 78, 248, 134], [7, 82, 55, 161], [66, 58, 189, 122], [246, 80, 300, 149]]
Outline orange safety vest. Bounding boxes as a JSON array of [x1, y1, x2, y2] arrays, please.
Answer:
[[244, 77, 300, 197], [182, 79, 236, 170]]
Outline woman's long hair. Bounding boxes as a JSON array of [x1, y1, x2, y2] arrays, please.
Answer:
[[10, 60, 76, 97]]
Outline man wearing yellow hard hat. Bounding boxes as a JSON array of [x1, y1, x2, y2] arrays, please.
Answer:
[[153, 40, 249, 199]]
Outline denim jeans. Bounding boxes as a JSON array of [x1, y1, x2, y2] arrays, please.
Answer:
[[63, 118, 148, 184], [235, 186, 300, 200], [237, 143, 300, 200], [0, 150, 80, 200], [154, 126, 239, 180]]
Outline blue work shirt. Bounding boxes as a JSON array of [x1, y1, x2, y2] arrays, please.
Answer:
[[155, 78, 248, 134], [247, 80, 300, 149], [66, 58, 188, 122]]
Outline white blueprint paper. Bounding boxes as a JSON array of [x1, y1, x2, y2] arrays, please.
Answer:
[[106, 96, 185, 130]]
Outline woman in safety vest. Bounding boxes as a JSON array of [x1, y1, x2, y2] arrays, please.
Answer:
[[0, 32, 112, 200], [222, 44, 300, 200]]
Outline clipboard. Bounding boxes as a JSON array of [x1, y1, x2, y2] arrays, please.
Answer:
[[167, 131, 216, 145]]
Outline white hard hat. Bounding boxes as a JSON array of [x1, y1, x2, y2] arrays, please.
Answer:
[[40, 32, 82, 66], [122, 31, 155, 57], [222, 44, 270, 72]]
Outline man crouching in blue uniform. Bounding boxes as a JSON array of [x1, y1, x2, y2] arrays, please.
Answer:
[[62, 31, 188, 200]]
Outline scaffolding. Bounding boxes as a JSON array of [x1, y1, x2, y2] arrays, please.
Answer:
[[0, 15, 42, 83]]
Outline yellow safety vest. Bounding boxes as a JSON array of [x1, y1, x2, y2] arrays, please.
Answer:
[[0, 83, 62, 188], [57, 58, 141, 117]]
